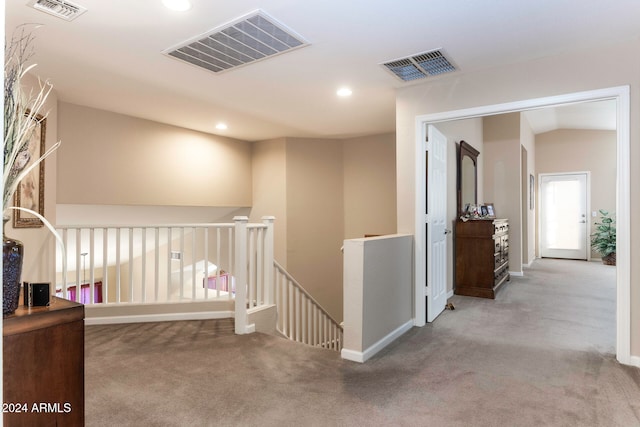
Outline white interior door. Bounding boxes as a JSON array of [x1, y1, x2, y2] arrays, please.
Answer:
[[426, 125, 448, 322], [540, 172, 589, 260]]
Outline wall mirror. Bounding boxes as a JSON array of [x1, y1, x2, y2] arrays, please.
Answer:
[[458, 140, 480, 217]]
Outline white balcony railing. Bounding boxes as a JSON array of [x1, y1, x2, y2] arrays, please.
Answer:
[[56, 216, 274, 334], [56, 214, 342, 351], [274, 261, 343, 351]]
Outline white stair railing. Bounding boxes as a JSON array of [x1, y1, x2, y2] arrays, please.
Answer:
[[273, 261, 343, 352], [55, 216, 275, 333], [56, 215, 342, 350]]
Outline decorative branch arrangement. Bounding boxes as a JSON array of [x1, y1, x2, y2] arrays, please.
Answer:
[[4, 24, 60, 217]]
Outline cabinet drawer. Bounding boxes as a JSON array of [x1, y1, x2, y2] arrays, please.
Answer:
[[494, 222, 508, 234], [494, 265, 509, 285]]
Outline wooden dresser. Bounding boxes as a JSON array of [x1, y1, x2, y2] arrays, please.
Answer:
[[3, 297, 84, 426], [455, 218, 510, 299]]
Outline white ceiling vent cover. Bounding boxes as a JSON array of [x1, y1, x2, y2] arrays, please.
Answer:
[[164, 10, 309, 74], [381, 49, 456, 82], [28, 0, 87, 21]]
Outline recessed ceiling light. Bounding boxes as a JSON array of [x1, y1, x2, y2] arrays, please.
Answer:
[[337, 87, 352, 97], [216, 123, 228, 130], [162, 0, 192, 12]]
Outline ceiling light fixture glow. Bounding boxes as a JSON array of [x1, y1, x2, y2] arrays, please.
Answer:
[[216, 123, 228, 130], [337, 87, 352, 97], [162, 0, 192, 12]]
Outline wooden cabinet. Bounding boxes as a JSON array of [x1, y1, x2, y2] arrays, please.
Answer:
[[3, 297, 84, 426], [455, 218, 510, 299]]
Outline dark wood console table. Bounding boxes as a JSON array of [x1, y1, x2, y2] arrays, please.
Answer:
[[455, 218, 510, 299], [3, 297, 84, 426]]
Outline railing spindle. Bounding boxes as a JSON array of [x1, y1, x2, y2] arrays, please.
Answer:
[[191, 228, 196, 299], [154, 227, 160, 302], [103, 229, 109, 303], [204, 227, 209, 299], [89, 228, 95, 304], [141, 228, 146, 303], [74, 229, 81, 303], [116, 228, 121, 303], [167, 227, 172, 302], [179, 227, 185, 300], [129, 228, 134, 303]]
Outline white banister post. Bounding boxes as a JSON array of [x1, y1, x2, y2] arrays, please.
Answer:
[[234, 216, 249, 334], [262, 216, 275, 305]]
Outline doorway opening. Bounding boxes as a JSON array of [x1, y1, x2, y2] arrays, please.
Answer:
[[415, 86, 631, 365]]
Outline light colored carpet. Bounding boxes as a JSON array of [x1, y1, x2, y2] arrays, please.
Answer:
[[85, 259, 640, 426]]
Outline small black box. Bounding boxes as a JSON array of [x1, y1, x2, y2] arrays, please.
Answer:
[[23, 282, 50, 307]]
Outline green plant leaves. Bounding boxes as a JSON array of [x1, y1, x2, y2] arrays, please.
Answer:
[[591, 210, 616, 257]]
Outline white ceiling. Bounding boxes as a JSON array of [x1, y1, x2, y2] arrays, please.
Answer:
[[523, 100, 617, 134], [6, 1, 640, 141]]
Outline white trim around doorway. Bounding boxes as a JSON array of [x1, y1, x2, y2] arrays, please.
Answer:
[[414, 85, 632, 367]]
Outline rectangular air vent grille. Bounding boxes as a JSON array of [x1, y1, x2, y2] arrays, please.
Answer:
[[28, 0, 87, 21], [165, 10, 309, 74], [381, 49, 456, 82]]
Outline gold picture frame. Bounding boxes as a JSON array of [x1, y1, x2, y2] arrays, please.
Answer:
[[13, 112, 46, 228]]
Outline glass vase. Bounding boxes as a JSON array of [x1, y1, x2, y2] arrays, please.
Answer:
[[3, 219, 24, 316]]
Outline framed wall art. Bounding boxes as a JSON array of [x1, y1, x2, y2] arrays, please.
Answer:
[[13, 112, 46, 228], [530, 174, 535, 210]]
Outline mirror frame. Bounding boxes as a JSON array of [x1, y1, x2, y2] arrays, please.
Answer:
[[457, 140, 480, 217]]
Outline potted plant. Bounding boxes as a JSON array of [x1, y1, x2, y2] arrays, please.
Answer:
[[591, 209, 616, 265]]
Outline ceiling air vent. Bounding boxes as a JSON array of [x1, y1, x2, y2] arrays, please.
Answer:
[[28, 0, 87, 21], [164, 10, 309, 74], [381, 49, 456, 82]]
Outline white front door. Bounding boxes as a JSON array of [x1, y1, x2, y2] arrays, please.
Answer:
[[426, 125, 448, 322], [540, 172, 589, 260]]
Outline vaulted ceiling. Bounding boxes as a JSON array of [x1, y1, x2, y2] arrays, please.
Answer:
[[6, 1, 640, 141]]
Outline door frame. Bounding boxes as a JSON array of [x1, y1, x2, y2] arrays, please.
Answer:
[[538, 171, 591, 261], [414, 85, 631, 366]]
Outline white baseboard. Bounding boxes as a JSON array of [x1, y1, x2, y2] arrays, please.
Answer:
[[247, 304, 276, 314], [628, 355, 640, 368], [244, 323, 256, 334], [447, 289, 454, 299], [341, 320, 413, 363], [85, 310, 234, 325], [509, 271, 524, 277]]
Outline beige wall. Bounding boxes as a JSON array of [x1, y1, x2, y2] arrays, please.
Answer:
[[20, 77, 396, 333], [286, 137, 345, 321], [535, 129, 616, 259], [343, 132, 397, 239], [249, 138, 288, 264], [342, 234, 412, 362], [250, 133, 397, 322], [483, 113, 523, 274], [396, 38, 640, 357], [57, 102, 252, 207], [51, 101, 396, 324], [6, 74, 59, 284]]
